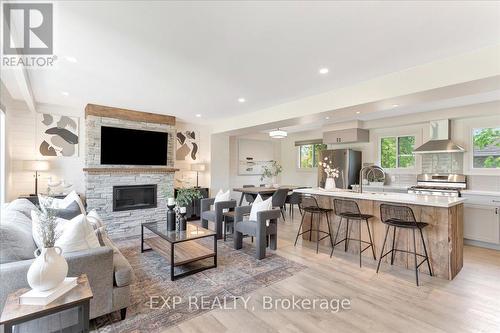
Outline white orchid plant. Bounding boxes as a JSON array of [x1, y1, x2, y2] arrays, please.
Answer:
[[319, 157, 340, 178]]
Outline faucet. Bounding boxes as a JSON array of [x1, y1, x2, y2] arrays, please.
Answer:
[[358, 166, 371, 194]]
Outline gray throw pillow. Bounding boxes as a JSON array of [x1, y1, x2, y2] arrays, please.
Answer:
[[47, 201, 82, 220], [5, 199, 40, 219], [0, 211, 37, 264]]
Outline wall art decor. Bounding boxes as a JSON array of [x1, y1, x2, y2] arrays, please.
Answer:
[[176, 130, 199, 161], [238, 139, 274, 175], [37, 113, 79, 157]]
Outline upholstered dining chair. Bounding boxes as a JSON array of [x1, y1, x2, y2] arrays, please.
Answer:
[[233, 205, 280, 260], [243, 184, 257, 205], [271, 188, 289, 221], [201, 197, 237, 239]]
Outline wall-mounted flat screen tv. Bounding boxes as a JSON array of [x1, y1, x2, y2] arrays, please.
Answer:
[[100, 126, 168, 165]]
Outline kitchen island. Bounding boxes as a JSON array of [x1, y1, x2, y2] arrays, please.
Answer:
[[294, 188, 466, 280]]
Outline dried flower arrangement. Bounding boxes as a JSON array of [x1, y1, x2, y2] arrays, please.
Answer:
[[36, 197, 60, 248], [319, 157, 340, 178]]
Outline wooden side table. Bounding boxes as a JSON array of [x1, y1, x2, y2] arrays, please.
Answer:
[[0, 275, 93, 333]]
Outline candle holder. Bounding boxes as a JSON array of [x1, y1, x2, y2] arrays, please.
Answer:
[[178, 209, 187, 231], [167, 204, 176, 231]]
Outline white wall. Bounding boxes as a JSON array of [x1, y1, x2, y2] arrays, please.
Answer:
[[6, 106, 85, 201], [228, 135, 281, 201]]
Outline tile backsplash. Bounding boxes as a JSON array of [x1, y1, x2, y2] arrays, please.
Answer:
[[467, 175, 500, 192], [421, 153, 463, 174]]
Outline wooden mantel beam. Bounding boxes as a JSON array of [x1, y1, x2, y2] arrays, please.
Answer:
[[85, 104, 176, 126]]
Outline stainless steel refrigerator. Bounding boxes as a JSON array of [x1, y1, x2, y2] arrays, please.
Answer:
[[318, 149, 362, 189]]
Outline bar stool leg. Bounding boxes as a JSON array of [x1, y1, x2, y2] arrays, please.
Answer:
[[344, 219, 350, 252], [325, 212, 335, 249], [358, 220, 362, 268], [365, 219, 376, 260], [419, 228, 433, 276], [294, 212, 307, 246], [330, 216, 343, 257], [412, 229, 419, 286], [309, 213, 313, 242], [390, 226, 396, 265], [316, 213, 320, 254], [376, 225, 390, 273]]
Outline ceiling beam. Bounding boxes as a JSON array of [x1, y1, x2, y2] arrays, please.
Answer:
[[0, 16, 36, 113]]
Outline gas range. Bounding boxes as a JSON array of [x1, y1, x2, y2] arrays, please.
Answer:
[[407, 174, 467, 197]]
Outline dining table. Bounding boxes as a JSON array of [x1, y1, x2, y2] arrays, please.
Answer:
[[232, 185, 305, 206]]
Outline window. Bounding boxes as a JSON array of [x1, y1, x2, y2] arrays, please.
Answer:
[[472, 127, 500, 169], [0, 109, 5, 204], [380, 136, 415, 169], [299, 143, 327, 168]]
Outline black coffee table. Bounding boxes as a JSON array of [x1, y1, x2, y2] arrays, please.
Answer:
[[141, 222, 217, 281]]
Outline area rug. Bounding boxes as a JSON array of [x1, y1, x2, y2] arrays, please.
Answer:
[[91, 237, 306, 333]]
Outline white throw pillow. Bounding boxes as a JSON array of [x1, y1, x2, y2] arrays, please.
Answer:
[[214, 189, 231, 203], [86, 209, 104, 230], [38, 191, 85, 215], [31, 212, 101, 254], [249, 196, 272, 222], [253, 194, 263, 205]]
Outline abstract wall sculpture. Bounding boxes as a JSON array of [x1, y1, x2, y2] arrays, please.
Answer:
[[176, 130, 199, 161], [37, 113, 79, 157]]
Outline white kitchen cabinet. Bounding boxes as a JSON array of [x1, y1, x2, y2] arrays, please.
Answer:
[[322, 128, 369, 144], [462, 193, 500, 245], [463, 204, 500, 244]]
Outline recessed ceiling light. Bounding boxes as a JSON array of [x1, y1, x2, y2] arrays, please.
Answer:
[[238, 98, 246, 103], [61, 91, 69, 96], [392, 104, 399, 108], [356, 111, 361, 114], [325, 116, 330, 120], [64, 56, 78, 63], [319, 68, 329, 74], [195, 114, 201, 118]]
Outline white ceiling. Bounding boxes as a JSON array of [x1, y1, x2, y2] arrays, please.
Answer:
[[3, 1, 500, 122]]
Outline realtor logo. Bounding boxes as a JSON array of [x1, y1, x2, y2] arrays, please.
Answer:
[[2, 3, 53, 55]]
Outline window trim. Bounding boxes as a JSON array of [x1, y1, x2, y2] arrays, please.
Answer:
[[378, 135, 417, 171], [470, 126, 500, 172]]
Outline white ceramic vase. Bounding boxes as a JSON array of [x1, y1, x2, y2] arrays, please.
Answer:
[[324, 177, 336, 190], [27, 247, 68, 291]]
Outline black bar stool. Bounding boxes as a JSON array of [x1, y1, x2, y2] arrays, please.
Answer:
[[330, 199, 376, 267], [294, 195, 334, 253], [376, 204, 433, 286]]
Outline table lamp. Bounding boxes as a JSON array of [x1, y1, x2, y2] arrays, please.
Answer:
[[190, 163, 206, 188], [23, 160, 50, 196]]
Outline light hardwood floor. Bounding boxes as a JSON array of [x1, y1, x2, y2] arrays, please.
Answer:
[[164, 208, 500, 333]]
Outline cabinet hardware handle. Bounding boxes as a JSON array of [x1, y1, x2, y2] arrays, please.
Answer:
[[492, 200, 500, 203], [496, 208, 499, 215]]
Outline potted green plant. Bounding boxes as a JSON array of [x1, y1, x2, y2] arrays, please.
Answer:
[[260, 161, 283, 187], [174, 188, 202, 230]]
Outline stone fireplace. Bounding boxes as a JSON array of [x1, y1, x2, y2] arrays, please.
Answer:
[[84, 104, 178, 239]]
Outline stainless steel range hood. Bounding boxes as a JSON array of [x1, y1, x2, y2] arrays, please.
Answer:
[[413, 119, 465, 154]]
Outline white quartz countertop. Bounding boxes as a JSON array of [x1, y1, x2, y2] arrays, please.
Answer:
[[461, 190, 500, 197], [294, 188, 467, 208]]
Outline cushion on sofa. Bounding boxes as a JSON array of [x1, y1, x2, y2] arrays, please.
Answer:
[[39, 191, 85, 215], [5, 199, 39, 219], [1, 210, 37, 264], [31, 212, 101, 253], [47, 201, 82, 220]]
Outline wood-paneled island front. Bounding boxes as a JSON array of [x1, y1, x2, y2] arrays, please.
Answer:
[[294, 188, 467, 280]]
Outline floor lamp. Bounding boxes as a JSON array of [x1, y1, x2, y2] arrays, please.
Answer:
[[23, 160, 50, 196], [190, 163, 206, 188]]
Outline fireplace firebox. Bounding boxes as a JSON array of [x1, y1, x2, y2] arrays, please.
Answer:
[[113, 185, 157, 211]]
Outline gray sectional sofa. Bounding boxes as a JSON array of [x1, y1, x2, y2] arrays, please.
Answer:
[[0, 199, 133, 321]]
